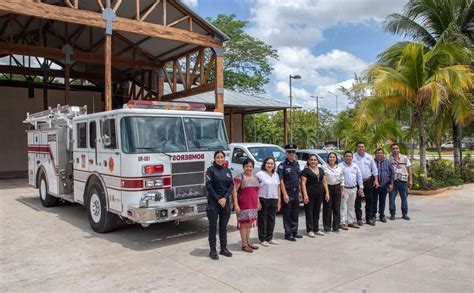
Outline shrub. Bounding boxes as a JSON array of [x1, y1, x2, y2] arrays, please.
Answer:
[[411, 159, 464, 190], [461, 154, 474, 183]]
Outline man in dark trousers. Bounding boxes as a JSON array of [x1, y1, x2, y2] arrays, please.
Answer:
[[278, 144, 302, 241]]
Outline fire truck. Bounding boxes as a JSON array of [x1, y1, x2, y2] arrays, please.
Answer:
[[24, 101, 230, 233]]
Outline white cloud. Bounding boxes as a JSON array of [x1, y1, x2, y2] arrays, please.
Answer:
[[181, 0, 198, 8], [248, 0, 406, 48]]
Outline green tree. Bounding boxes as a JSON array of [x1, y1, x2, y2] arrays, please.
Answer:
[[361, 42, 473, 173], [208, 14, 278, 94], [384, 0, 474, 168]]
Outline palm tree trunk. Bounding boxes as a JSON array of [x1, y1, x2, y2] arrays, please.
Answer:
[[452, 121, 460, 170], [416, 110, 427, 174], [436, 141, 442, 159]]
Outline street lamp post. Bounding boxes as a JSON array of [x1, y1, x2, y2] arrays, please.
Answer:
[[328, 91, 341, 149], [311, 95, 323, 148], [289, 74, 301, 144]]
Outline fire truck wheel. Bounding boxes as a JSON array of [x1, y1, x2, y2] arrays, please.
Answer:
[[86, 182, 119, 233], [39, 172, 59, 207]]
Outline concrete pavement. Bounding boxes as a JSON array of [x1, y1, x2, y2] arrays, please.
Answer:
[[0, 179, 473, 292]]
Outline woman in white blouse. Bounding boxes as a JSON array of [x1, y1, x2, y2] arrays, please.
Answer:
[[256, 157, 281, 247], [322, 152, 344, 233]]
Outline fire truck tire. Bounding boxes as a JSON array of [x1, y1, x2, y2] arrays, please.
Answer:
[[39, 172, 59, 207], [86, 182, 119, 233]]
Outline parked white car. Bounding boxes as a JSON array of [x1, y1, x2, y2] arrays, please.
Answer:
[[296, 149, 344, 167], [228, 143, 305, 177]]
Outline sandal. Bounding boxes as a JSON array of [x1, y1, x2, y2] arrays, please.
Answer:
[[241, 245, 253, 253], [248, 243, 259, 250]]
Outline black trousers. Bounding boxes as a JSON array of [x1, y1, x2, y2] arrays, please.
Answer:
[[355, 178, 373, 222], [207, 199, 231, 251], [281, 195, 300, 237], [304, 191, 323, 232], [323, 184, 341, 231], [258, 198, 278, 242]]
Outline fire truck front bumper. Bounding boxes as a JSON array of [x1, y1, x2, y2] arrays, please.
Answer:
[[126, 199, 208, 224]]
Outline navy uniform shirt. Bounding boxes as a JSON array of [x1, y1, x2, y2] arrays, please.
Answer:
[[205, 164, 234, 203], [277, 158, 301, 197]]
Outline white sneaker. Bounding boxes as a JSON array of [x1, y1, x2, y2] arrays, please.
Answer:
[[268, 240, 278, 245], [307, 231, 316, 238], [261, 241, 270, 247], [315, 231, 325, 236]]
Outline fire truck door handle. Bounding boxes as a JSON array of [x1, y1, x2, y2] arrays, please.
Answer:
[[115, 152, 119, 155], [76, 158, 79, 163], [103, 160, 107, 166]]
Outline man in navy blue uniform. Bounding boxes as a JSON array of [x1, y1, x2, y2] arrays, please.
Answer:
[[278, 144, 302, 241]]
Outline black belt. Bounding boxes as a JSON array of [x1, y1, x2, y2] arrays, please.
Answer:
[[344, 186, 357, 189], [328, 184, 341, 187], [363, 178, 371, 182]]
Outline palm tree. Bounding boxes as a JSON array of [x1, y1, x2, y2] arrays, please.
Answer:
[[384, 0, 474, 168], [361, 42, 473, 173]]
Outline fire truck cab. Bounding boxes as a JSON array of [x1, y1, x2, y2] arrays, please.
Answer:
[[25, 101, 230, 233]]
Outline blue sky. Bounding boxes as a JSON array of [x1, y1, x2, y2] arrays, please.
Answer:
[[183, 0, 407, 112]]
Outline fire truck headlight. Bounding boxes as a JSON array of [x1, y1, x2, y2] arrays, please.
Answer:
[[144, 178, 164, 188]]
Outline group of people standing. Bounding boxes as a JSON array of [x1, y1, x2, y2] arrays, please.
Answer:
[[204, 143, 413, 260]]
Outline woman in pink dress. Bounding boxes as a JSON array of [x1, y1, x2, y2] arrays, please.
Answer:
[[232, 158, 260, 253]]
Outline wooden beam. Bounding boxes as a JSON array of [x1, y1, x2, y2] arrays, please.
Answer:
[[160, 82, 215, 101], [0, 64, 117, 81], [167, 15, 189, 27], [64, 63, 70, 105], [0, 43, 160, 70], [0, 0, 222, 48], [229, 109, 233, 143], [104, 0, 112, 111], [214, 54, 224, 113], [140, 0, 160, 22]]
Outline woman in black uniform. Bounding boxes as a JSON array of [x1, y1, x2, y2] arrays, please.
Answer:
[[301, 154, 329, 237], [205, 150, 234, 260]]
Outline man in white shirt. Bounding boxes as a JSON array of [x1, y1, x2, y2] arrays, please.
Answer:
[[339, 151, 364, 230], [388, 143, 412, 221], [353, 142, 379, 226]]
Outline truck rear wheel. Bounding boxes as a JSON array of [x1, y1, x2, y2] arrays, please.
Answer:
[[86, 182, 119, 233], [39, 172, 59, 207]]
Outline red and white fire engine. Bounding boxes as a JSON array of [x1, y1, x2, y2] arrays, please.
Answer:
[[24, 101, 230, 233]]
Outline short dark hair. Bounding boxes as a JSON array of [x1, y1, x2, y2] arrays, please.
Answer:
[[213, 150, 225, 159], [242, 158, 255, 168], [327, 152, 339, 164], [391, 143, 399, 150], [375, 148, 384, 154], [261, 157, 276, 173], [356, 142, 365, 147], [344, 150, 353, 156]]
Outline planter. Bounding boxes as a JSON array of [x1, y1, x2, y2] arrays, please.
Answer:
[[408, 187, 452, 196]]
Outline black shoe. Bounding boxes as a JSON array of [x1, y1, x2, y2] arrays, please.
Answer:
[[209, 250, 219, 260], [285, 235, 296, 242], [367, 219, 376, 226], [293, 234, 303, 238], [219, 247, 233, 257], [402, 215, 411, 220], [389, 215, 395, 220], [380, 217, 387, 223], [357, 220, 363, 226], [333, 229, 340, 233]]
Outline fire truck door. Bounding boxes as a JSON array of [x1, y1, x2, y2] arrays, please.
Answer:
[[73, 121, 88, 203], [99, 117, 122, 213]]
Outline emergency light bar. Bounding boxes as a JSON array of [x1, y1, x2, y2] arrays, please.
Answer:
[[125, 100, 206, 111]]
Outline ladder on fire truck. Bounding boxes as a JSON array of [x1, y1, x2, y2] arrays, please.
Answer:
[[24, 105, 87, 129]]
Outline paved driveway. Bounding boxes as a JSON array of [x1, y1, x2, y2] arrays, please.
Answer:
[[1, 179, 473, 292]]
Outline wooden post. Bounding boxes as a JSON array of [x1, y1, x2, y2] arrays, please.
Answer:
[[283, 109, 288, 145], [104, 0, 113, 111], [241, 111, 245, 142], [214, 48, 224, 113]]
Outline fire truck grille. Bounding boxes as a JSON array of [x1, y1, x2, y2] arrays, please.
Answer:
[[166, 162, 207, 201], [171, 161, 205, 174]]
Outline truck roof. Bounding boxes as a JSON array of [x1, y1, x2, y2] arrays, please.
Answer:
[[73, 108, 224, 121]]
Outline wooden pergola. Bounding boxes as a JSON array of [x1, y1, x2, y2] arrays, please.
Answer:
[[0, 0, 229, 112]]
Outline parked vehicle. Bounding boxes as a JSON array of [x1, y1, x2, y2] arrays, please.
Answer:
[[24, 101, 229, 233], [228, 143, 304, 176], [296, 149, 343, 167]]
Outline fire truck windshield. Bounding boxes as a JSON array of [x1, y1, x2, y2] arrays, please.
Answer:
[[120, 116, 229, 154], [183, 117, 229, 151]]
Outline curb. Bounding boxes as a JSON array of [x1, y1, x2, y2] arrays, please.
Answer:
[[408, 187, 453, 196]]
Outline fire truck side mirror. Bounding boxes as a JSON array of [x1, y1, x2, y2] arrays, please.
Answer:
[[102, 134, 112, 147]]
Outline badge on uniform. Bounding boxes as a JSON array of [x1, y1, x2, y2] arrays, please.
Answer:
[[226, 173, 231, 178]]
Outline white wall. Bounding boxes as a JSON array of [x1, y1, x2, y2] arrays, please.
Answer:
[[0, 87, 103, 174]]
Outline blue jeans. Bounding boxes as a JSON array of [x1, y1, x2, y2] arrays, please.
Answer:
[[371, 183, 388, 219], [389, 180, 408, 216]]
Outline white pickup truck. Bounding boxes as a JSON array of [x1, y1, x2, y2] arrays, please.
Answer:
[[228, 143, 306, 177]]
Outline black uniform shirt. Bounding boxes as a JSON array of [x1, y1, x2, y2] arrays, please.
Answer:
[[205, 163, 234, 202], [277, 158, 301, 195]]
